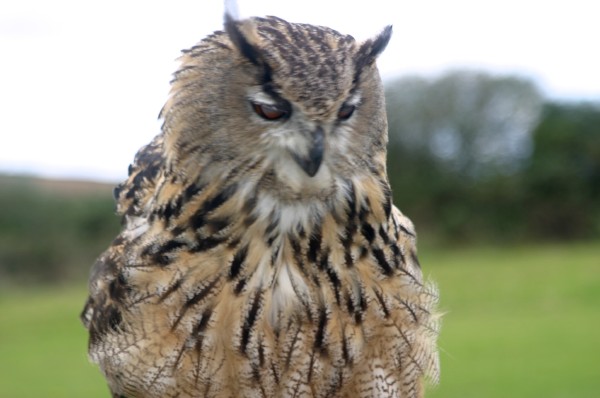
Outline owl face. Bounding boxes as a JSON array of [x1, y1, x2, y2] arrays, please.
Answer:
[[162, 16, 392, 199]]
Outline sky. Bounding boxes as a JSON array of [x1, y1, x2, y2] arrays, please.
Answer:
[[1, 0, 599, 182]]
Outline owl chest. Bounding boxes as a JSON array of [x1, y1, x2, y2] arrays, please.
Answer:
[[112, 191, 411, 395], [104, 227, 421, 398]]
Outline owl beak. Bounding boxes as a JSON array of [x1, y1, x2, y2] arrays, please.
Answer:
[[291, 126, 324, 177]]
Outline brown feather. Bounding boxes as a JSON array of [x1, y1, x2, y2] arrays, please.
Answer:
[[82, 15, 439, 398]]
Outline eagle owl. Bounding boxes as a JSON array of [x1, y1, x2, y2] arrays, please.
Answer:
[[81, 13, 440, 398]]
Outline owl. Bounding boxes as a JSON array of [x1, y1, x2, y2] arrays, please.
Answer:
[[81, 13, 440, 398]]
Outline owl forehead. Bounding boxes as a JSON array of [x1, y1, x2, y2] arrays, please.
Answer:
[[255, 18, 358, 113]]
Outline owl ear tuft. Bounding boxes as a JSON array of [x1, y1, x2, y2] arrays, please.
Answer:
[[355, 25, 392, 73], [224, 13, 263, 66], [224, 14, 274, 88]]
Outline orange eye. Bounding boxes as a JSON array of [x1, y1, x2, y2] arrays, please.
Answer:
[[338, 103, 355, 120], [253, 103, 287, 121]]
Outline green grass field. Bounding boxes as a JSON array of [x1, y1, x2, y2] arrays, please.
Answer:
[[423, 242, 600, 398], [0, 242, 598, 397]]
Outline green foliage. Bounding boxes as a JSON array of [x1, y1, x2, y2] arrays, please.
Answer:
[[385, 71, 542, 177], [385, 72, 600, 243], [523, 103, 600, 239], [0, 176, 120, 284], [0, 243, 598, 397]]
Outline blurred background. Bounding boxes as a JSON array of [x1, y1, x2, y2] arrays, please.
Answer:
[[1, 0, 598, 397]]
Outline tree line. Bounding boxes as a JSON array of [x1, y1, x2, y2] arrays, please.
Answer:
[[385, 70, 600, 243]]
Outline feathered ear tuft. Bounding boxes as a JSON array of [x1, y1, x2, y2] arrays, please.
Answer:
[[355, 25, 393, 75], [224, 13, 262, 66]]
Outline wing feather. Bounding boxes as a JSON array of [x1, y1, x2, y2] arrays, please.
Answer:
[[81, 133, 165, 341]]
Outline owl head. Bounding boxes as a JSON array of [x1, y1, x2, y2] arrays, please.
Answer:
[[161, 15, 392, 200]]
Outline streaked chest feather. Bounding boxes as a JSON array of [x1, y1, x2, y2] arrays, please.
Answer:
[[88, 176, 439, 397]]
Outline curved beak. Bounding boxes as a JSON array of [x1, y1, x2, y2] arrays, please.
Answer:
[[291, 126, 324, 177]]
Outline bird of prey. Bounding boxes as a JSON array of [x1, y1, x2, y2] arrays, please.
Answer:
[[81, 12, 440, 398]]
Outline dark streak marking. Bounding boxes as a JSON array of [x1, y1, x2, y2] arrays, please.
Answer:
[[225, 14, 263, 66], [111, 235, 125, 246], [242, 193, 258, 215], [193, 308, 213, 335], [227, 237, 241, 250], [170, 65, 197, 83], [270, 244, 281, 268], [288, 238, 307, 276], [341, 222, 357, 268], [158, 196, 183, 221], [345, 290, 355, 315], [191, 236, 227, 253], [381, 180, 392, 219], [172, 343, 188, 374], [394, 323, 412, 352], [189, 184, 237, 230], [284, 325, 301, 370], [359, 246, 369, 259], [361, 222, 375, 243], [243, 213, 258, 228], [344, 249, 354, 268], [229, 245, 248, 280], [341, 334, 350, 365], [171, 226, 185, 236], [152, 240, 187, 266], [356, 286, 367, 324], [378, 225, 391, 245], [107, 307, 122, 332], [307, 229, 322, 264], [251, 363, 261, 383], [271, 362, 280, 385], [234, 278, 247, 295], [189, 212, 206, 230], [108, 272, 129, 302], [372, 248, 394, 276], [390, 243, 404, 268], [324, 260, 341, 305], [240, 290, 263, 355], [410, 250, 422, 269], [317, 249, 329, 271], [408, 353, 426, 376], [265, 212, 279, 237], [159, 277, 184, 302], [373, 289, 390, 318], [296, 224, 306, 238], [307, 350, 317, 383], [172, 277, 221, 330], [345, 180, 357, 220], [398, 223, 416, 237], [358, 204, 369, 227], [205, 217, 231, 234], [398, 297, 419, 323]]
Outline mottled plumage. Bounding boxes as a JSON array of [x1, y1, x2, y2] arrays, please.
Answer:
[[82, 14, 440, 398]]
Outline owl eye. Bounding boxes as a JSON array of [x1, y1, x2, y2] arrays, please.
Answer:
[[252, 102, 288, 121], [337, 103, 355, 120]]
